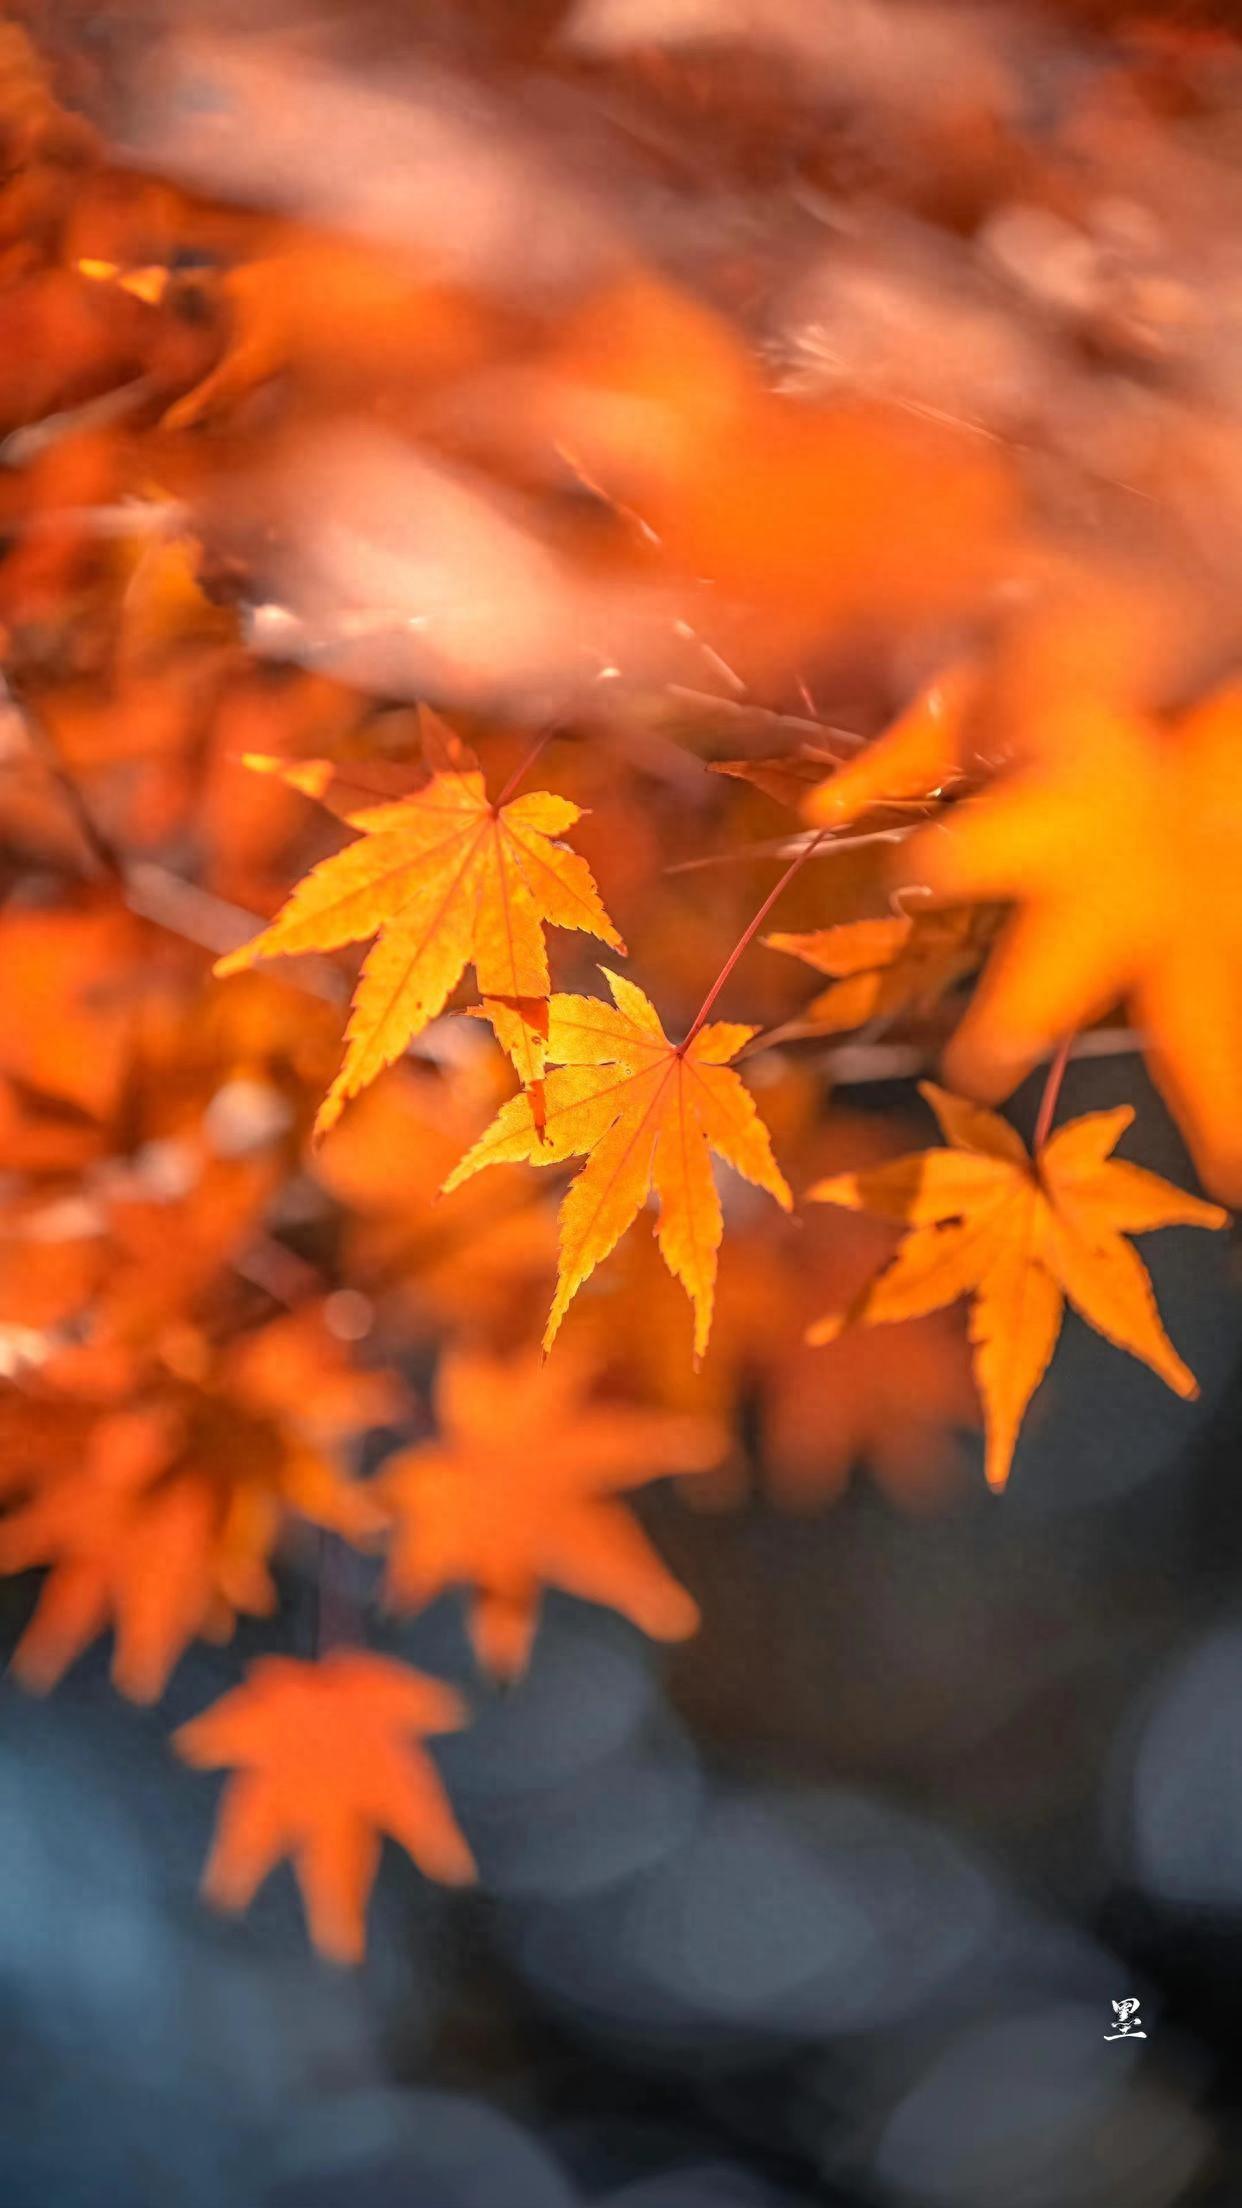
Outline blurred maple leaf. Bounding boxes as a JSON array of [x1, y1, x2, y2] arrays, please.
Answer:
[[176, 1652, 474, 1962], [0, 1301, 396, 1700], [907, 682, 1242, 1200], [765, 908, 992, 1039], [163, 231, 494, 429], [811, 1084, 1226, 1491], [379, 1345, 723, 1676], [711, 665, 984, 834], [710, 738, 844, 810], [799, 663, 983, 830]]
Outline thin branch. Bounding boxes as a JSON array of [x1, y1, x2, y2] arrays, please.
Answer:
[[1033, 1036, 1074, 1151], [666, 824, 910, 873], [813, 1026, 1139, 1089], [124, 861, 349, 997], [682, 828, 829, 1047], [6, 675, 127, 883], [493, 725, 556, 810], [663, 687, 867, 749]]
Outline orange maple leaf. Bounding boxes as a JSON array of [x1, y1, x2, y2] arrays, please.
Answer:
[[799, 663, 981, 831], [214, 712, 623, 1136], [0, 1405, 236, 1701], [709, 738, 845, 810], [808, 1084, 1226, 1492], [442, 970, 792, 1358], [765, 908, 990, 1037], [175, 1651, 474, 1963], [0, 1313, 391, 1701], [906, 683, 1242, 1199], [378, 1346, 723, 1676]]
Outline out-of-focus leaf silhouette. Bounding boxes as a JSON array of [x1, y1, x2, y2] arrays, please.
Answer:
[[765, 908, 993, 1041], [0, 1297, 394, 1700], [176, 1652, 474, 1961], [380, 1346, 723, 1676], [907, 682, 1242, 1201]]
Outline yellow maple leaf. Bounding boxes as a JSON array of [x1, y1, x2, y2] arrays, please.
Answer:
[[808, 1083, 1226, 1492], [906, 683, 1242, 1199], [215, 712, 623, 1135], [442, 970, 792, 1358]]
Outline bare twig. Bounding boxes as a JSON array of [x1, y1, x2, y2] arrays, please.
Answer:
[[666, 824, 911, 873], [124, 861, 350, 999], [1033, 1035, 1074, 1150], [810, 1026, 1142, 1089], [5, 674, 127, 883]]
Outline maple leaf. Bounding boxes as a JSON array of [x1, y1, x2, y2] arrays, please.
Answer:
[[175, 1651, 474, 1963], [710, 739, 843, 810], [808, 1084, 1226, 1492], [214, 712, 623, 1136], [0, 1405, 232, 1701], [378, 1346, 723, 1676], [0, 1313, 391, 1701], [797, 664, 981, 831], [905, 684, 1242, 1197], [765, 908, 991, 1036], [442, 970, 792, 1358]]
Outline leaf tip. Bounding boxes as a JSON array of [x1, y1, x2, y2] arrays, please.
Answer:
[[805, 1171, 856, 1209], [983, 1438, 1014, 1493], [311, 1091, 345, 1144], [212, 944, 252, 980]]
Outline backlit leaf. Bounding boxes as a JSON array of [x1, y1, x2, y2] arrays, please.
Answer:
[[809, 1084, 1226, 1491], [215, 712, 623, 1135], [443, 971, 791, 1358]]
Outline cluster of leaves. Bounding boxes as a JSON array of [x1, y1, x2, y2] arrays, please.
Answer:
[[0, 8, 1237, 1958]]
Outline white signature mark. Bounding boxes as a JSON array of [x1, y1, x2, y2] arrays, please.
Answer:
[[1105, 1997, 1147, 2041]]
